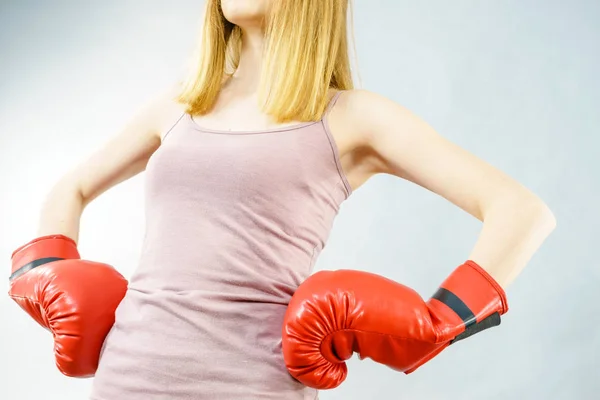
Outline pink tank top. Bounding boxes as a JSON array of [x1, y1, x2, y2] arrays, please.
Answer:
[[90, 91, 352, 400]]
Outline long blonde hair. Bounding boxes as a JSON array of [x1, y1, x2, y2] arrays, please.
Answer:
[[176, 0, 356, 123]]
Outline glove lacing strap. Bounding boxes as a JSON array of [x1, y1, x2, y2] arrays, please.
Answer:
[[431, 287, 501, 344], [9, 234, 79, 282], [9, 257, 66, 281]]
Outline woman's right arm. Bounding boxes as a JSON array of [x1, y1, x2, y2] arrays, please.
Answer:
[[37, 86, 184, 243]]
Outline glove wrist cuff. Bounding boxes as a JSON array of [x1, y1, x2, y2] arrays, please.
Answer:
[[450, 260, 508, 314], [10, 235, 80, 280], [428, 260, 508, 342]]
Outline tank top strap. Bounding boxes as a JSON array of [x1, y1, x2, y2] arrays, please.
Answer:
[[323, 90, 344, 118]]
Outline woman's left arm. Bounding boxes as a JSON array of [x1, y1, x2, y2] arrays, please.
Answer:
[[346, 90, 557, 288]]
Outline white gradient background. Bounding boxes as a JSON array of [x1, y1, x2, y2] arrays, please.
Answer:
[[1, 1, 598, 399]]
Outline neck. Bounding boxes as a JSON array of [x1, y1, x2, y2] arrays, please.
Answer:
[[229, 26, 266, 91]]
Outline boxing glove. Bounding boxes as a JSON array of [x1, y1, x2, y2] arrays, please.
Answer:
[[8, 234, 128, 377], [281, 260, 508, 389]]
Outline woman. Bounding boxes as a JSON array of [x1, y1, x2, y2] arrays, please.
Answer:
[[8, 0, 556, 399]]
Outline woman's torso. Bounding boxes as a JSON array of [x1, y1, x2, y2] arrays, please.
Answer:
[[89, 90, 360, 400]]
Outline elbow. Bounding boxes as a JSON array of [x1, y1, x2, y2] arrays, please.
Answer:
[[48, 175, 86, 207], [485, 189, 557, 233], [535, 200, 557, 234], [518, 193, 557, 234]]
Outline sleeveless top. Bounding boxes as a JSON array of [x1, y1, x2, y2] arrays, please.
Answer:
[[89, 91, 352, 400]]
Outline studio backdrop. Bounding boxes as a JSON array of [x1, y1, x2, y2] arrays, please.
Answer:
[[1, 1, 598, 399]]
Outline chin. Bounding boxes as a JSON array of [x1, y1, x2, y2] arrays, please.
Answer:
[[220, 0, 270, 27]]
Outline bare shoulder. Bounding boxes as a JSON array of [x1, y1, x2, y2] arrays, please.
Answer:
[[335, 89, 411, 140], [148, 82, 189, 140], [327, 89, 439, 187], [66, 82, 189, 204], [328, 88, 413, 154], [335, 88, 440, 160], [329, 89, 380, 146], [324, 89, 400, 190]]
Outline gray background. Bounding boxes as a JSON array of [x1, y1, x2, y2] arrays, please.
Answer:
[[1, 0, 598, 399]]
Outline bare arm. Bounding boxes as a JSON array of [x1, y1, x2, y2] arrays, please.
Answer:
[[346, 89, 556, 288], [37, 86, 184, 243]]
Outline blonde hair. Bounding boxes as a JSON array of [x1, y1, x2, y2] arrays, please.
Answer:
[[176, 0, 356, 123]]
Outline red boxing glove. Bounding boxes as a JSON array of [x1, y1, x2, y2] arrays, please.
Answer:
[[281, 260, 508, 389], [8, 235, 128, 377]]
